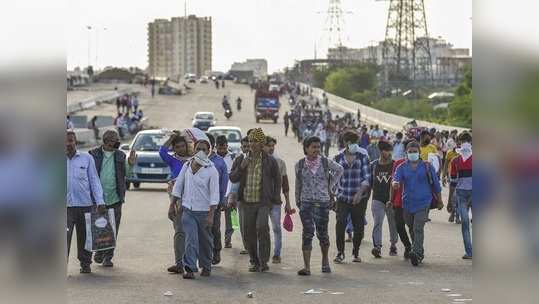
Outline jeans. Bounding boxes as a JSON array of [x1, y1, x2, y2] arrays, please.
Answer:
[[237, 201, 248, 250], [371, 200, 398, 249], [211, 208, 222, 255], [393, 207, 412, 250], [181, 208, 213, 273], [324, 140, 331, 157], [403, 207, 429, 259], [241, 203, 270, 266], [269, 205, 282, 257], [299, 201, 330, 251], [94, 203, 122, 262], [456, 189, 473, 256], [67, 206, 92, 267], [224, 207, 234, 243], [173, 208, 185, 267], [335, 198, 368, 256]]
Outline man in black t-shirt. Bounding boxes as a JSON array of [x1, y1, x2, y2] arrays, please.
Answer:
[[370, 141, 398, 258]]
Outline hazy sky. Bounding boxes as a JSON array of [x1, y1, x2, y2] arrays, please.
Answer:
[[66, 0, 472, 73]]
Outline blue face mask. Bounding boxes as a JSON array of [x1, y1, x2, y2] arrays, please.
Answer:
[[407, 152, 420, 162], [348, 143, 360, 154]]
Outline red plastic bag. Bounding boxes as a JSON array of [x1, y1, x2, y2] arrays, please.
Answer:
[[283, 213, 294, 232]]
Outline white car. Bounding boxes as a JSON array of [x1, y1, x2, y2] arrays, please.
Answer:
[[200, 76, 209, 84], [192, 112, 217, 131], [207, 126, 242, 154]]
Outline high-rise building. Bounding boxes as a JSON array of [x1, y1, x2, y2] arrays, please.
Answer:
[[148, 15, 212, 79]]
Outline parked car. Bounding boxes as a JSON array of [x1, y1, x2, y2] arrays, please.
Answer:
[[207, 126, 242, 154], [192, 112, 217, 131], [120, 129, 171, 189], [200, 76, 209, 84]]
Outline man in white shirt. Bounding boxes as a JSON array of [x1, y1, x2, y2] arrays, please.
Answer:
[[170, 141, 220, 279]]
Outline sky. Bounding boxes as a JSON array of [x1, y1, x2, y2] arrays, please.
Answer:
[[66, 0, 472, 73]]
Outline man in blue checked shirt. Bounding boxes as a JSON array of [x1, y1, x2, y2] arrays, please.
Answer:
[[333, 130, 371, 264], [66, 131, 106, 274]]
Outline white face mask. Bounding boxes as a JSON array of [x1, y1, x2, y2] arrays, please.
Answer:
[[457, 143, 472, 160], [348, 144, 360, 154]]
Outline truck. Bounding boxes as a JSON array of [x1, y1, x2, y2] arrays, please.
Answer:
[[254, 89, 280, 123]]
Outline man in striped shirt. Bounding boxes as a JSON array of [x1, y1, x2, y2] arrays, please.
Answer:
[[333, 131, 371, 264]]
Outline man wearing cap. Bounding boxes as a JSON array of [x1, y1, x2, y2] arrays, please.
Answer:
[[170, 140, 220, 279], [229, 128, 281, 272]]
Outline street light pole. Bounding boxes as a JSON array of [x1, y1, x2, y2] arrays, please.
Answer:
[[86, 25, 92, 68]]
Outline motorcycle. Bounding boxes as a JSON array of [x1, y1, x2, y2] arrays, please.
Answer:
[[236, 98, 242, 111], [225, 108, 233, 120]]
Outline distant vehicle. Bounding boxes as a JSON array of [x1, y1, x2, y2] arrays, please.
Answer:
[[224, 74, 235, 80], [200, 76, 209, 84], [254, 89, 280, 123], [120, 129, 172, 189], [224, 108, 233, 120], [158, 85, 182, 95], [208, 126, 242, 154], [188, 76, 197, 83], [269, 84, 280, 92], [192, 112, 216, 131]]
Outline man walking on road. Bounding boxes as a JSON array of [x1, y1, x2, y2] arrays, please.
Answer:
[[393, 141, 443, 266], [369, 141, 398, 258], [170, 147, 220, 279], [161, 132, 191, 274], [88, 130, 136, 267], [333, 131, 371, 264], [215, 135, 237, 248], [206, 133, 229, 266], [296, 136, 343, 275], [66, 131, 106, 274], [450, 132, 473, 260], [227, 136, 251, 255], [264, 136, 292, 264], [229, 128, 281, 272]]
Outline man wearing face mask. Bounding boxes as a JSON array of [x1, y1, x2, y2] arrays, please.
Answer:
[[88, 130, 136, 268], [170, 141, 220, 279], [333, 131, 371, 264], [393, 141, 443, 266], [450, 132, 473, 260]]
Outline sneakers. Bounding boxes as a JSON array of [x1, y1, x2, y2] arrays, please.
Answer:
[[371, 248, 382, 259], [80, 265, 91, 274], [240, 249, 249, 255], [389, 246, 398, 257], [409, 252, 423, 266], [183, 271, 195, 279], [297, 269, 311, 276], [403, 247, 411, 260], [248, 265, 260, 272], [272, 256, 281, 264], [260, 264, 270, 272], [200, 269, 211, 277], [448, 213, 455, 223], [462, 254, 472, 260], [321, 265, 332, 273], [224, 242, 232, 249], [94, 254, 104, 264], [102, 259, 114, 267], [345, 232, 353, 242], [334, 252, 345, 264], [352, 254, 362, 263], [212, 251, 221, 265], [167, 265, 184, 274]]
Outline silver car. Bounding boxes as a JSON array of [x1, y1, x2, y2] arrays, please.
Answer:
[[120, 129, 172, 189], [207, 126, 242, 154]]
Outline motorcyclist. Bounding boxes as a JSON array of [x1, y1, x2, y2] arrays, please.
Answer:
[[236, 97, 242, 111], [222, 95, 230, 110]]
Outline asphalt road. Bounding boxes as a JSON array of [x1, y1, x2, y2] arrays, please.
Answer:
[[68, 81, 472, 304]]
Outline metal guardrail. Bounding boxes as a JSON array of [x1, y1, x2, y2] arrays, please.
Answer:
[[303, 85, 468, 133], [67, 87, 140, 114]]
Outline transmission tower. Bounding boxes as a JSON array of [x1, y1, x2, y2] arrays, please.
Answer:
[[382, 0, 434, 95], [319, 0, 351, 61]]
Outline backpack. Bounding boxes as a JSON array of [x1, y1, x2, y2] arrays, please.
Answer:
[[297, 157, 334, 205]]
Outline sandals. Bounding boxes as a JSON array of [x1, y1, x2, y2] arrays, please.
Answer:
[[297, 269, 311, 276]]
